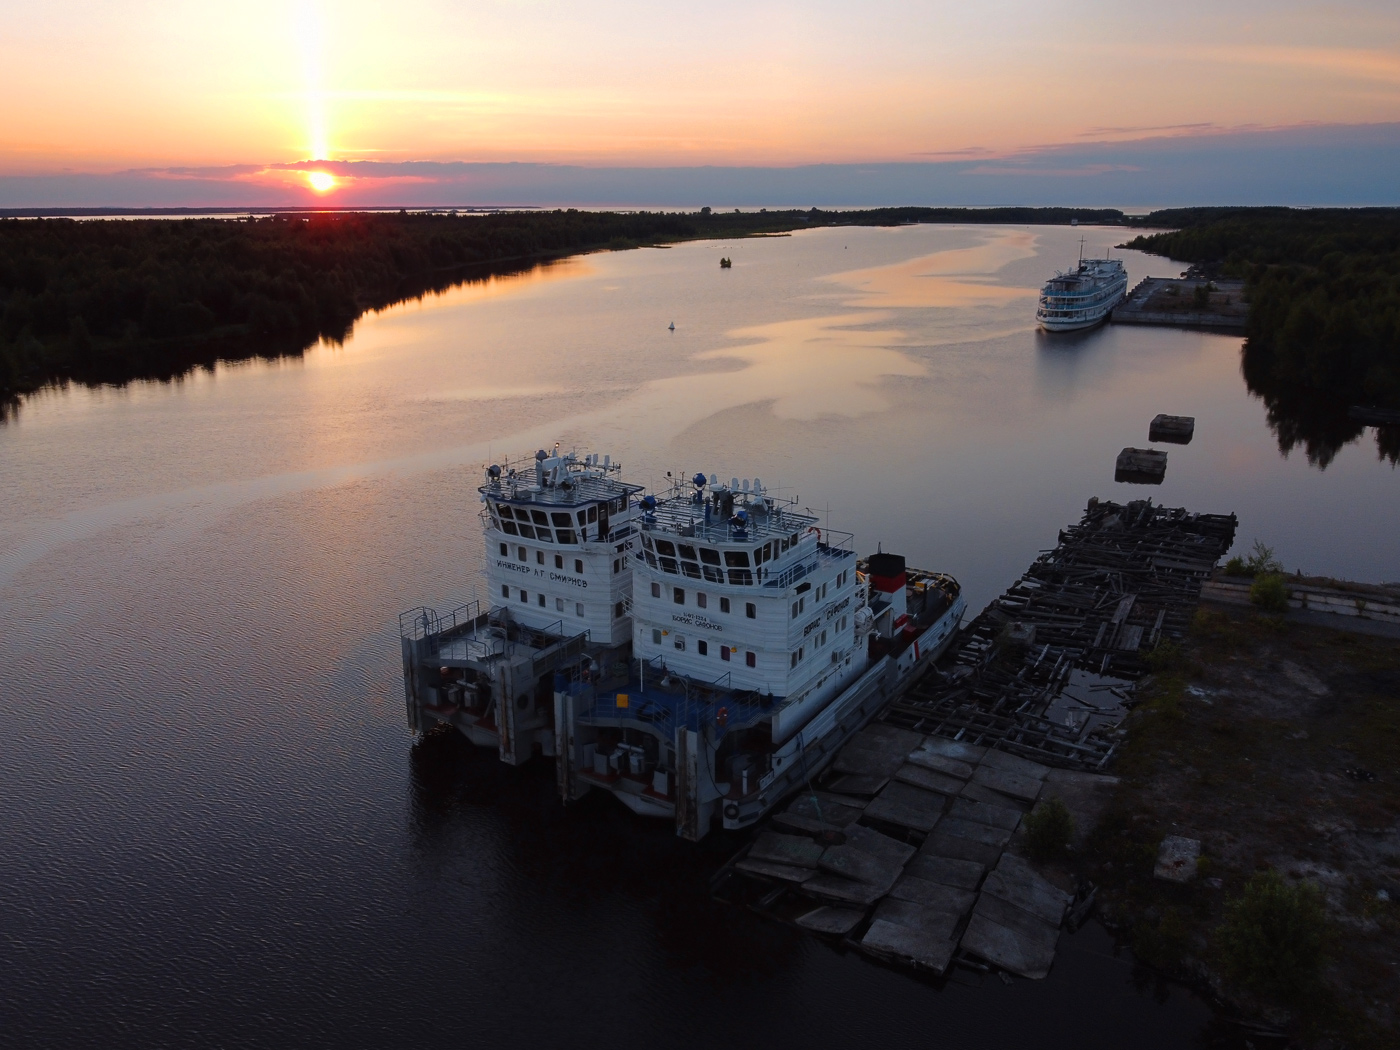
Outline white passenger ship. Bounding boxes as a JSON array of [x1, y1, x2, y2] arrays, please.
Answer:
[[400, 449, 965, 840], [1037, 250, 1128, 331]]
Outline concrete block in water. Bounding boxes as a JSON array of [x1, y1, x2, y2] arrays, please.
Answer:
[[1155, 835, 1201, 882], [1149, 414, 1195, 444], [1115, 447, 1168, 484]]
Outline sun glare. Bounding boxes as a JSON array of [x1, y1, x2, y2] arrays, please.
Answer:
[[307, 171, 337, 193]]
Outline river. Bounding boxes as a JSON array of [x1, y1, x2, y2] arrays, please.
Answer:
[[2, 222, 1394, 1048]]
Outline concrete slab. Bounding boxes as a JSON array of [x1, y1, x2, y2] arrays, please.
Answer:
[[827, 774, 889, 797], [771, 812, 845, 836], [960, 907, 1059, 979], [904, 854, 986, 891], [795, 905, 867, 936], [803, 871, 895, 906], [860, 918, 958, 974], [834, 746, 907, 779], [785, 792, 865, 829], [949, 796, 1023, 832], [903, 751, 976, 779], [843, 823, 917, 867], [932, 817, 1013, 848], [888, 876, 977, 916], [918, 834, 1003, 867], [911, 736, 987, 765], [852, 723, 926, 755], [736, 857, 817, 883], [982, 858, 1071, 927], [960, 780, 1031, 811], [818, 843, 903, 886], [978, 750, 1051, 781], [971, 766, 1045, 805], [863, 780, 947, 833], [894, 763, 966, 796], [749, 831, 826, 869], [1155, 836, 1201, 882]]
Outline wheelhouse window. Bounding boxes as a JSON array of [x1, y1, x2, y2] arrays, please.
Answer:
[[552, 512, 572, 528], [518, 523, 534, 538]]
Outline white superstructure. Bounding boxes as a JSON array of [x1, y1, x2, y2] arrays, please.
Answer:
[[479, 447, 642, 647], [1037, 255, 1128, 331], [401, 454, 966, 841]]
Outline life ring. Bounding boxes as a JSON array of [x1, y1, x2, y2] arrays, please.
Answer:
[[808, 526, 821, 542], [716, 706, 729, 728]]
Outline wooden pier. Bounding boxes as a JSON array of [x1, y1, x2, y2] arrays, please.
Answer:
[[713, 498, 1237, 979]]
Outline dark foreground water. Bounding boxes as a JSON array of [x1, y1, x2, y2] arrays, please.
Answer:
[[3, 224, 1395, 1048]]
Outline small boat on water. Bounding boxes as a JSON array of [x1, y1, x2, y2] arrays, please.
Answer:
[[1037, 244, 1128, 332], [399, 449, 965, 840]]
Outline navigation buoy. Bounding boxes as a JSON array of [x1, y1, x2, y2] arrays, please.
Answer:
[[668, 321, 675, 331]]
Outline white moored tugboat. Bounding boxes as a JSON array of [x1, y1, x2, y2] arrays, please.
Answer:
[[400, 455, 966, 841], [1036, 242, 1128, 332]]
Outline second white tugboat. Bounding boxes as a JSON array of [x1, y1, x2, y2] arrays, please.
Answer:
[[555, 472, 964, 839], [400, 454, 965, 841]]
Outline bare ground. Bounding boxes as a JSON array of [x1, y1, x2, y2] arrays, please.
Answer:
[[1075, 605, 1400, 1047]]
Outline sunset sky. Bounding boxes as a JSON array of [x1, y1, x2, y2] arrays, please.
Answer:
[[3, 0, 1399, 206]]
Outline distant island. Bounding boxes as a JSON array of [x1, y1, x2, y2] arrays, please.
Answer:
[[0, 206, 1117, 405]]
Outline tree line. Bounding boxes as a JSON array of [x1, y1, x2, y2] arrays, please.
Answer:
[[0, 206, 1126, 407], [1125, 207, 1400, 466]]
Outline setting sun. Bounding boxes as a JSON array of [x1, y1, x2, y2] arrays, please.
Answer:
[[306, 170, 336, 193]]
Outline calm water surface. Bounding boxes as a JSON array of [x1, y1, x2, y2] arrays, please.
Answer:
[[3, 224, 1396, 1049]]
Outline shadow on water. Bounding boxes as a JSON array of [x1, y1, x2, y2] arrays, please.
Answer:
[[407, 724, 804, 986], [406, 728, 1261, 1050], [1242, 338, 1400, 469]]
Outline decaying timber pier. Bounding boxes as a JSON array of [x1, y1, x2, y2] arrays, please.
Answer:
[[713, 497, 1238, 979]]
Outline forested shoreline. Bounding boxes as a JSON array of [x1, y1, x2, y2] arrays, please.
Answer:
[[1124, 207, 1400, 465], [0, 206, 1121, 406]]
